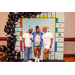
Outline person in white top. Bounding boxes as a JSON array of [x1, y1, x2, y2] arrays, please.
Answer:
[[42, 27, 53, 62], [23, 27, 33, 62]]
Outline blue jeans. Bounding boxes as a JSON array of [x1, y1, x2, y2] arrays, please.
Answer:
[[24, 47, 32, 62]]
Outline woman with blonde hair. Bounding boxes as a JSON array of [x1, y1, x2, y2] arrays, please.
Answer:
[[42, 26, 53, 62]]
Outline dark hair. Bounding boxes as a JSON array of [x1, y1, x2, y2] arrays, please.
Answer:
[[36, 25, 39, 30]]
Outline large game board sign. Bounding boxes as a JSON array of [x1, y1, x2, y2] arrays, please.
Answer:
[[15, 12, 64, 60]]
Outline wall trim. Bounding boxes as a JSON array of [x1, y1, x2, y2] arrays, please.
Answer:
[[64, 54, 75, 57], [0, 37, 6, 41], [0, 52, 3, 56], [1, 37, 75, 41], [64, 38, 75, 41]]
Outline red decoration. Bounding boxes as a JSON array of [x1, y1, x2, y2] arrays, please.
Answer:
[[32, 16, 36, 18]]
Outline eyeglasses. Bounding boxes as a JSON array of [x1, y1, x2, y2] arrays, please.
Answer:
[[43, 29, 46, 30]]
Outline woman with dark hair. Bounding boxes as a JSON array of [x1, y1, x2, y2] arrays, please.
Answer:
[[32, 26, 43, 62]]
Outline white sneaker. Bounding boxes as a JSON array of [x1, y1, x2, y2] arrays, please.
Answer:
[[34, 57, 38, 62], [35, 60, 37, 62], [38, 59, 40, 62], [27, 60, 32, 62], [35, 57, 40, 62]]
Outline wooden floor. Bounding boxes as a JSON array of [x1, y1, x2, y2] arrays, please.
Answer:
[[0, 57, 75, 62], [64, 57, 75, 62]]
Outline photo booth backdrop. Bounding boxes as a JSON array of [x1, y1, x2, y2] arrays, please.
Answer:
[[15, 12, 64, 60], [1, 12, 75, 56]]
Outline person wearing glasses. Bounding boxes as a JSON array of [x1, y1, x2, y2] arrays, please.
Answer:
[[42, 27, 53, 62]]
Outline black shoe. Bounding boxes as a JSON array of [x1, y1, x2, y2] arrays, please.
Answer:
[[43, 59, 46, 62], [47, 58, 49, 62]]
